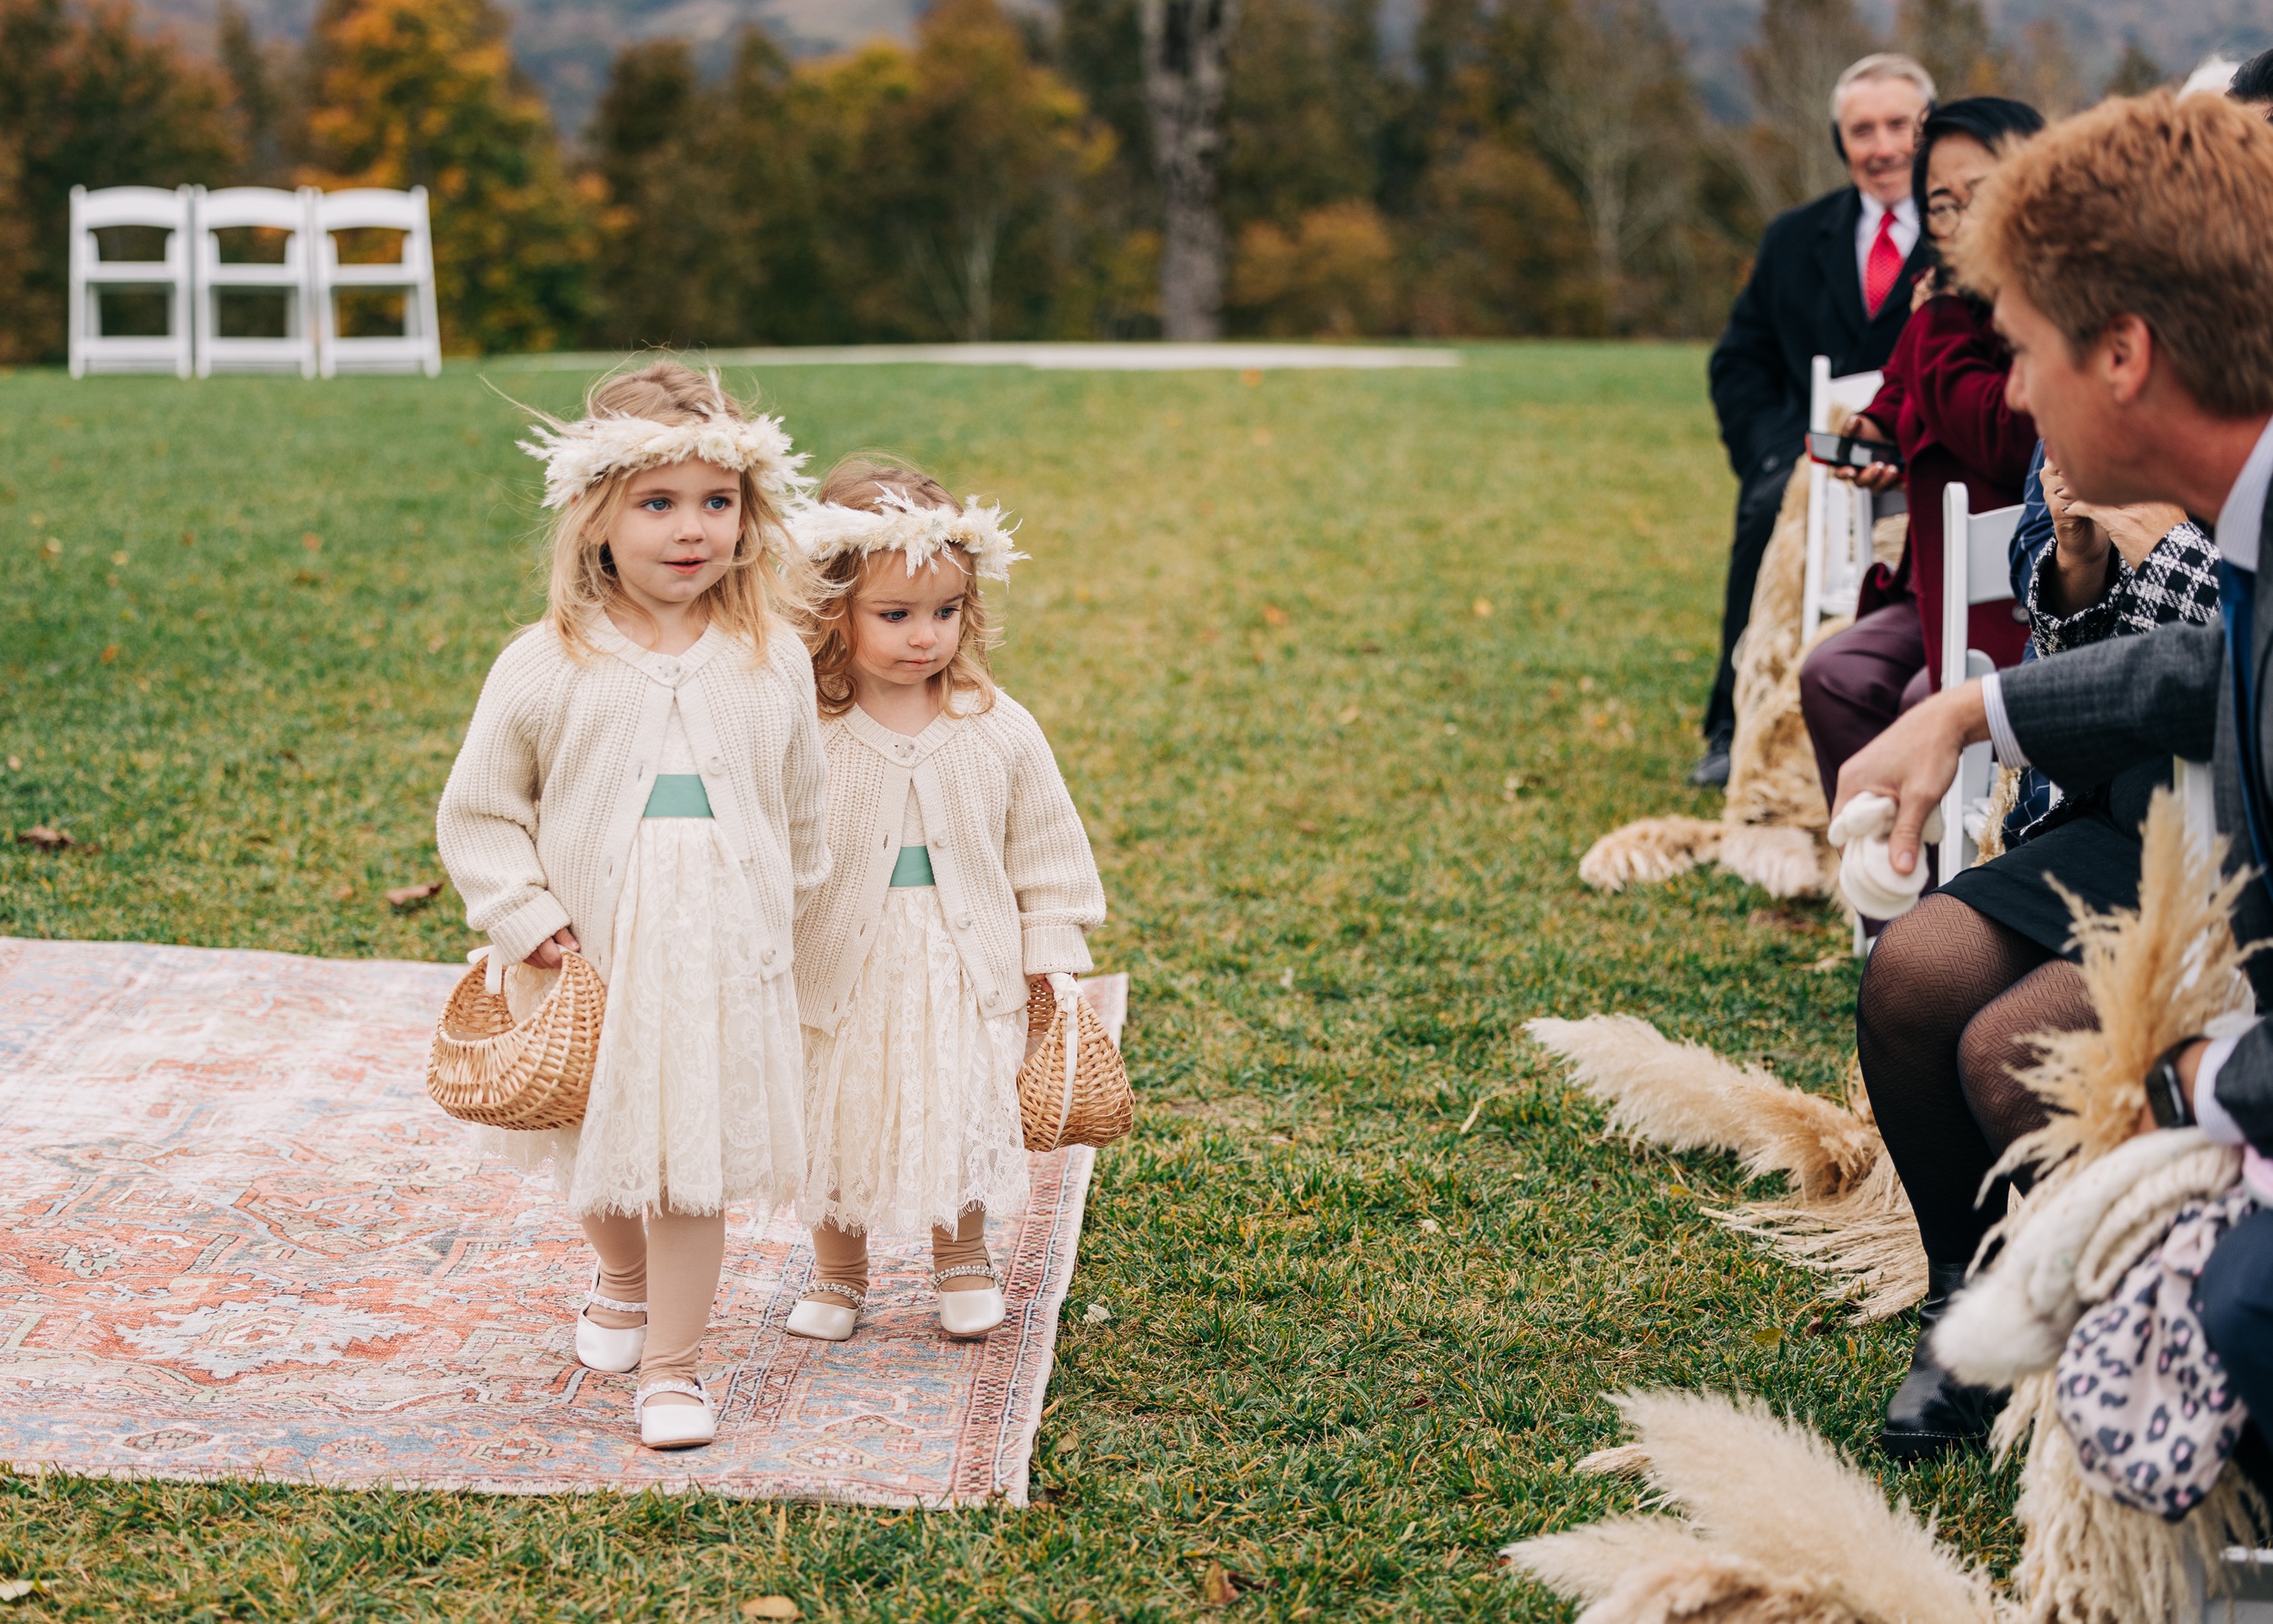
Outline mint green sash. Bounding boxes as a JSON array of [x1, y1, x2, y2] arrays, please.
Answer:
[[889, 845, 935, 887], [642, 774, 713, 818]]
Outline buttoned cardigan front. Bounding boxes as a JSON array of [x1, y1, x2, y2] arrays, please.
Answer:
[[794, 696, 1106, 1032], [436, 618, 830, 982]]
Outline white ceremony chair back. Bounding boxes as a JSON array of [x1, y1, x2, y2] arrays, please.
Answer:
[[1938, 488, 2024, 882], [194, 185, 319, 378], [68, 185, 195, 378], [1801, 355, 1886, 644], [312, 186, 443, 377]]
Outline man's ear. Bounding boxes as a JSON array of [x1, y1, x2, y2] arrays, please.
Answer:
[[2099, 313, 2156, 406], [1831, 121, 1847, 161]]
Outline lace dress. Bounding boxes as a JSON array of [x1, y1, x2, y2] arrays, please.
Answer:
[[801, 779, 1028, 1236], [480, 697, 806, 1219]]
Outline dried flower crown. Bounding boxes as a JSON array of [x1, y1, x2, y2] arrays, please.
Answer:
[[519, 401, 808, 511], [786, 488, 1026, 580]]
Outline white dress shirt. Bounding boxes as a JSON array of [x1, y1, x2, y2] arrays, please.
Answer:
[[1855, 195, 1918, 311]]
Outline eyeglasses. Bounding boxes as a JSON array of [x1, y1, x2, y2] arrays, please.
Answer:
[[1926, 197, 1969, 227]]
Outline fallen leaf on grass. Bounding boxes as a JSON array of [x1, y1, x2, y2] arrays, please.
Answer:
[[0, 1580, 41, 1601], [739, 1599, 799, 1620], [302, 533, 323, 552], [16, 827, 73, 851], [99, 644, 120, 664], [386, 881, 446, 908], [1336, 705, 1360, 725], [1471, 596, 1493, 617], [1418, 1218, 1441, 1234], [1200, 1561, 1265, 1606], [333, 885, 356, 902], [1260, 604, 1289, 627], [1751, 1326, 1783, 1348], [1084, 1302, 1111, 1324], [1807, 953, 1850, 973]]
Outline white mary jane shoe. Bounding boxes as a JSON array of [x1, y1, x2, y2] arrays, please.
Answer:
[[935, 1266, 1006, 1339], [636, 1380, 716, 1450], [786, 1285, 864, 1343], [576, 1272, 646, 1375]]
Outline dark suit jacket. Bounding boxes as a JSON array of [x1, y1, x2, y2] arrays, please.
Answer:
[[1708, 186, 1932, 481], [1998, 506, 2273, 1149]]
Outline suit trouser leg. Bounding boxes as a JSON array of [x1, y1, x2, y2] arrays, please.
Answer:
[[1703, 458, 1793, 743], [2195, 1207, 2273, 1499]]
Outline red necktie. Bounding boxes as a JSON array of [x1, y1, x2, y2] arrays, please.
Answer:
[[1864, 210, 1903, 316]]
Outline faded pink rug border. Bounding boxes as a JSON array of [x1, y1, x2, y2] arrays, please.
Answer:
[[0, 937, 1103, 1507]]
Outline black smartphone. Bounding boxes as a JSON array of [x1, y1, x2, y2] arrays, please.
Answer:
[[1807, 430, 1904, 472]]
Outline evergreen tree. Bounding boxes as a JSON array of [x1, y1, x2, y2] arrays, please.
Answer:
[[2103, 38, 2166, 98]]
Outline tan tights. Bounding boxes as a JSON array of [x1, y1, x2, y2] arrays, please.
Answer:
[[797, 1207, 995, 1307], [580, 1208, 725, 1407]]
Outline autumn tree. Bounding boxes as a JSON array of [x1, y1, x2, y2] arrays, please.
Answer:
[[0, 0, 239, 362], [856, 0, 1100, 343], [1736, 0, 1877, 213], [1531, 0, 1702, 334], [2104, 39, 2166, 98], [300, 0, 590, 353], [1896, 0, 1996, 99]]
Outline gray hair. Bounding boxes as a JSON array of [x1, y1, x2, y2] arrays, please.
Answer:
[[1831, 54, 1938, 123]]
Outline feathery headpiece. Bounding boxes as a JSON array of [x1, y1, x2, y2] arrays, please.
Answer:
[[786, 488, 1025, 580], [519, 392, 807, 511]]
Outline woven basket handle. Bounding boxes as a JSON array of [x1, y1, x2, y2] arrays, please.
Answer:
[[467, 944, 506, 996], [1046, 971, 1081, 1149]]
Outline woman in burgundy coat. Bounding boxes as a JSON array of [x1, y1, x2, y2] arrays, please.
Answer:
[[1797, 96, 2045, 811]]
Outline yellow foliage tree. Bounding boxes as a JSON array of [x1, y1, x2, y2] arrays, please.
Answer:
[[300, 0, 589, 353]]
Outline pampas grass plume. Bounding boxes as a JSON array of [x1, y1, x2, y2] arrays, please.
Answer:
[[1997, 787, 2252, 1182]]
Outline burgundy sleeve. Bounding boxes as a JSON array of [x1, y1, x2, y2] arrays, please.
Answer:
[[1908, 302, 2038, 488]]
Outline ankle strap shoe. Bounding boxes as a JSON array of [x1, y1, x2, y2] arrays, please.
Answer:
[[636, 1379, 716, 1449], [576, 1268, 647, 1374]]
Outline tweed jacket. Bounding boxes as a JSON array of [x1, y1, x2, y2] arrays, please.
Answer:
[[436, 617, 830, 983], [1998, 500, 2270, 1148], [795, 693, 1105, 1033]]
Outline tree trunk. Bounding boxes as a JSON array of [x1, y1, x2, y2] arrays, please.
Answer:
[[1140, 0, 1239, 341]]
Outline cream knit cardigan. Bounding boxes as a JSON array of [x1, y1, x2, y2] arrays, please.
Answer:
[[796, 696, 1105, 1032], [436, 618, 830, 982]]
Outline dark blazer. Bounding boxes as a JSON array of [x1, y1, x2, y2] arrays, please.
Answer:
[[1707, 186, 1932, 481], [1998, 506, 2273, 1148]]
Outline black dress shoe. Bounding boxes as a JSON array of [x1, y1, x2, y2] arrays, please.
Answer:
[[1687, 732, 1733, 789], [1880, 1263, 2005, 1461]]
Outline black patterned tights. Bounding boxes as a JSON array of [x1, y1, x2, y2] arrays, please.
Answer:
[[1856, 894, 2095, 1268]]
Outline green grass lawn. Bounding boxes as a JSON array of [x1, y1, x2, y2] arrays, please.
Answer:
[[0, 347, 2018, 1620]]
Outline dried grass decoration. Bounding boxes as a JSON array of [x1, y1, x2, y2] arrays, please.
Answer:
[[1017, 971, 1132, 1151], [426, 947, 605, 1131]]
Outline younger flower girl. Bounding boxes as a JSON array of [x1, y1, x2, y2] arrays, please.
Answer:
[[436, 362, 826, 1448], [786, 458, 1106, 1341]]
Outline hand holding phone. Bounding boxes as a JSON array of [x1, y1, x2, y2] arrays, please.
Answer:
[[1806, 430, 1904, 473]]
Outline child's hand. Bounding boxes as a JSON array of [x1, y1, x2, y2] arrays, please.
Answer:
[[525, 927, 581, 968]]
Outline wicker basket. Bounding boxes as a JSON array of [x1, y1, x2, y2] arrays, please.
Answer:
[[1016, 972, 1133, 1152], [426, 949, 605, 1130]]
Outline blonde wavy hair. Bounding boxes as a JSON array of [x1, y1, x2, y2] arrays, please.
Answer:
[[804, 456, 1001, 719], [542, 361, 809, 659]]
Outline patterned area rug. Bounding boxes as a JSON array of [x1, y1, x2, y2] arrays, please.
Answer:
[[0, 937, 1108, 1506]]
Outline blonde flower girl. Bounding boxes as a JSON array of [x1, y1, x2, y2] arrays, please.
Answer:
[[436, 361, 826, 1449], [784, 457, 1106, 1342]]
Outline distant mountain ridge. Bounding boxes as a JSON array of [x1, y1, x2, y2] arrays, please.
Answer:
[[141, 0, 2273, 144]]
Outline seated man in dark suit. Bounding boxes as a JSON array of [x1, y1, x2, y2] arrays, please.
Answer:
[[1833, 90, 2273, 1475], [1696, 53, 1938, 787]]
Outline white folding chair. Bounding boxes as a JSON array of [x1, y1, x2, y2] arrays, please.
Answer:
[[68, 185, 195, 378], [1801, 354, 1887, 645], [312, 186, 443, 377], [2191, 1544, 2273, 1620], [194, 186, 319, 378], [1938, 488, 2026, 880]]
